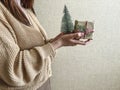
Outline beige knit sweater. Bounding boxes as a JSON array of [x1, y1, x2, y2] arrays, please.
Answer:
[[0, 2, 56, 90]]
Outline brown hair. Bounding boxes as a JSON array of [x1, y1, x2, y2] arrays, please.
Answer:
[[0, 0, 35, 25]]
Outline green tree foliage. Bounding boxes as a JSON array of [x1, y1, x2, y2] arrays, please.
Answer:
[[61, 5, 74, 33]]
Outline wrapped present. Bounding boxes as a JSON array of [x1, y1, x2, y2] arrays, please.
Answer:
[[74, 20, 94, 40]]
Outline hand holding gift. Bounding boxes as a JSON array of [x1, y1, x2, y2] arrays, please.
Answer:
[[61, 5, 94, 41], [50, 5, 94, 50]]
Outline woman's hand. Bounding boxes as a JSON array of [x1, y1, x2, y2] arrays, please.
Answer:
[[50, 32, 90, 50]]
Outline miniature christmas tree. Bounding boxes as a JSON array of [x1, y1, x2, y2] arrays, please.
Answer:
[[61, 5, 74, 33]]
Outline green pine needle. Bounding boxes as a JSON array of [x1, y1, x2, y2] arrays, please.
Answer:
[[61, 5, 74, 33]]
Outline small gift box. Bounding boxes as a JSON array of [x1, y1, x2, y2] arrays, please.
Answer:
[[74, 20, 94, 40]]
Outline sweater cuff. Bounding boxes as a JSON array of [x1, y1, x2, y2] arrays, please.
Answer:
[[34, 43, 56, 60], [44, 43, 56, 58]]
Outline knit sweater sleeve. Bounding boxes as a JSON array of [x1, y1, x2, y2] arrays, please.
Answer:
[[0, 21, 56, 87]]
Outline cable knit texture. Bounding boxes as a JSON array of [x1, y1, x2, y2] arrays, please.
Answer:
[[0, 2, 56, 90]]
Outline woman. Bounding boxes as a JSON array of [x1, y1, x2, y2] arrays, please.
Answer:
[[0, 0, 89, 90]]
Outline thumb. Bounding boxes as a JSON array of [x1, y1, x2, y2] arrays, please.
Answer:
[[69, 33, 83, 39]]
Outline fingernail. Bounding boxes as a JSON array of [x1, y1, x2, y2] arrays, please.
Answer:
[[77, 33, 81, 37], [81, 33, 84, 36]]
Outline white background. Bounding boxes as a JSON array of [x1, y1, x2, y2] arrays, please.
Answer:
[[35, 0, 120, 90]]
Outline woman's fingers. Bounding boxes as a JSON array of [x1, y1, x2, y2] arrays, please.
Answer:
[[54, 32, 84, 41], [71, 38, 92, 46], [70, 39, 86, 45], [85, 39, 91, 43], [68, 32, 84, 39], [50, 32, 91, 49]]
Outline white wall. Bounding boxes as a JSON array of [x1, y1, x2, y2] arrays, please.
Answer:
[[35, 0, 120, 90]]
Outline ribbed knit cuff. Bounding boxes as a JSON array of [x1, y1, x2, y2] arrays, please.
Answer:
[[43, 43, 56, 58], [34, 43, 56, 60]]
